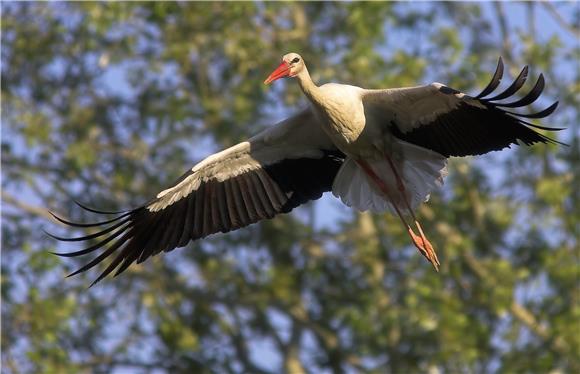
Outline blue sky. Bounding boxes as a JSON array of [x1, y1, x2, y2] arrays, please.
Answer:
[[3, 2, 578, 372]]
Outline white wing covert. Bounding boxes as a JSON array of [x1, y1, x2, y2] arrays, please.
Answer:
[[50, 109, 344, 286], [362, 57, 563, 157]]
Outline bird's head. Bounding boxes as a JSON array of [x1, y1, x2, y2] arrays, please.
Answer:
[[264, 53, 304, 84]]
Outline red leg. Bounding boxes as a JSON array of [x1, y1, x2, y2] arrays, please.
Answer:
[[383, 154, 440, 269], [356, 160, 408, 226], [356, 159, 439, 270]]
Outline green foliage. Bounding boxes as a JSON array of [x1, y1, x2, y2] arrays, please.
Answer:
[[2, 2, 578, 373]]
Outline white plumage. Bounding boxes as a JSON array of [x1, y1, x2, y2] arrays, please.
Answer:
[[332, 139, 447, 213], [50, 53, 562, 285]]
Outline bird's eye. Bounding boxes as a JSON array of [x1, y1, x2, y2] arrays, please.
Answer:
[[291, 57, 300, 64]]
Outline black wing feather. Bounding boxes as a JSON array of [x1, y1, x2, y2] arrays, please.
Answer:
[[484, 65, 528, 101], [495, 74, 545, 108], [49, 150, 345, 286], [392, 58, 563, 157], [475, 57, 504, 98]]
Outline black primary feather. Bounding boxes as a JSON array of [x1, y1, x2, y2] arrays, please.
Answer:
[[48, 150, 345, 286], [392, 58, 564, 157]]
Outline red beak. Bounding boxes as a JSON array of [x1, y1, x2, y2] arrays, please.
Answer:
[[264, 62, 291, 84]]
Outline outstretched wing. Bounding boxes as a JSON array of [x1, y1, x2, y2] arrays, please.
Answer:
[[49, 109, 345, 286], [363, 57, 564, 157]]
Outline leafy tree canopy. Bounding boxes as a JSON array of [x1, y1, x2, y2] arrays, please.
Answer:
[[2, 2, 578, 373]]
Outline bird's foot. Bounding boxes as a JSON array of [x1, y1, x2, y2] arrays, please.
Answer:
[[408, 227, 440, 271]]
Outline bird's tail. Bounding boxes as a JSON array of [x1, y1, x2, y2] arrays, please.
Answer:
[[332, 140, 448, 214]]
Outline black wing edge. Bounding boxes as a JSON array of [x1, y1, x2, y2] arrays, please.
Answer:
[[473, 57, 566, 146], [46, 202, 149, 288], [46, 150, 346, 287]]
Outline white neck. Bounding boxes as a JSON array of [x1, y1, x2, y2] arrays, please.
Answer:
[[295, 66, 322, 105]]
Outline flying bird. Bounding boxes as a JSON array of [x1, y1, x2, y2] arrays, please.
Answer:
[[49, 53, 563, 286]]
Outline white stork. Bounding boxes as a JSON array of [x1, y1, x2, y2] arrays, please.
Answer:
[[49, 53, 563, 286]]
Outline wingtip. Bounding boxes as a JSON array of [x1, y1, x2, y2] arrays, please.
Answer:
[[497, 56, 504, 73], [47, 234, 69, 242], [88, 277, 104, 288], [49, 250, 68, 257], [66, 270, 79, 278], [48, 210, 63, 222], [493, 70, 546, 108], [521, 65, 529, 79], [43, 229, 75, 242], [536, 72, 545, 87], [475, 56, 505, 99], [73, 199, 127, 215], [43, 228, 55, 238], [482, 64, 531, 103]]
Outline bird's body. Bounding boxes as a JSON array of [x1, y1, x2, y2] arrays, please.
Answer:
[[313, 83, 387, 160], [50, 53, 563, 285]]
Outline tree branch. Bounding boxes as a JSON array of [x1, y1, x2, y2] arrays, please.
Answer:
[[454, 168, 571, 357], [2, 191, 56, 223], [228, 308, 269, 374], [493, 2, 515, 65], [541, 1, 580, 38], [284, 321, 306, 374], [462, 251, 570, 356]]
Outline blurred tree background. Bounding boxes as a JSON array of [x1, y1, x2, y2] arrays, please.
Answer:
[[2, 2, 578, 373]]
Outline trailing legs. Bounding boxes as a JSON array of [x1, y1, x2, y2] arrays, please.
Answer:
[[356, 158, 440, 270]]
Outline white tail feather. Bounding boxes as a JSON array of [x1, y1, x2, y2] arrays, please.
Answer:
[[332, 140, 448, 214]]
